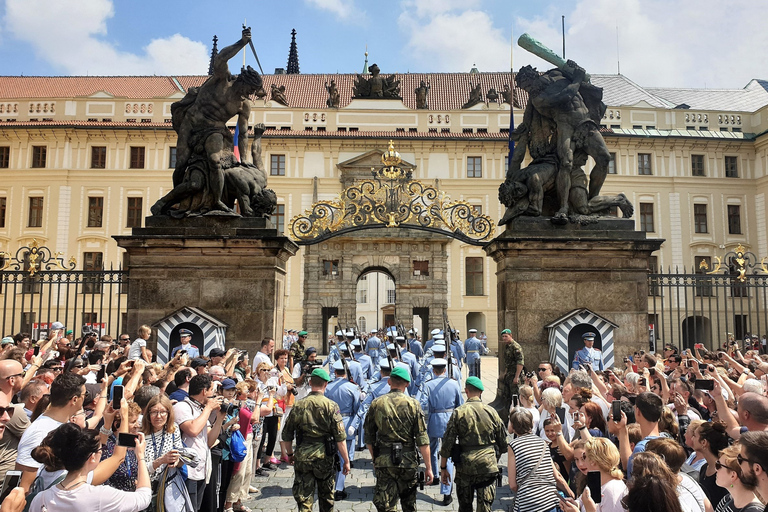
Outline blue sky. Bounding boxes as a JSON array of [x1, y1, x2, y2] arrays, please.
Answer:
[[0, 0, 766, 89]]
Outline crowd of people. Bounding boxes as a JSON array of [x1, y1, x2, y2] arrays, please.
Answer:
[[0, 322, 766, 512]]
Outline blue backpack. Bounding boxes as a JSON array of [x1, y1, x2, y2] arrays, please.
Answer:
[[229, 429, 247, 462]]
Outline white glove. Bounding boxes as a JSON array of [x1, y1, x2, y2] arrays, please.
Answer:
[[347, 426, 355, 437]]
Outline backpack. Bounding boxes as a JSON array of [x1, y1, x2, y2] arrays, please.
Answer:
[[24, 472, 66, 512], [229, 429, 247, 462]]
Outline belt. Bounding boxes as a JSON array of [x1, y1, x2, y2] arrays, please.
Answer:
[[340, 413, 352, 417], [432, 408, 454, 414], [467, 350, 480, 353], [378, 445, 416, 454]]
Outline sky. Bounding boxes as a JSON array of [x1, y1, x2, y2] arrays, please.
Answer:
[[0, 0, 766, 89]]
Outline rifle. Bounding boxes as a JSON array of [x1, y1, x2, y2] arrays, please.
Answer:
[[393, 320, 404, 361], [443, 312, 456, 380], [340, 342, 355, 385], [350, 323, 359, 362]]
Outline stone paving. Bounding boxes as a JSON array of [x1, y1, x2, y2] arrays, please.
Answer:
[[240, 356, 515, 511]]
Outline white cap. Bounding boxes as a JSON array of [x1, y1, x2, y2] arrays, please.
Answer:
[[345, 330, 354, 337], [386, 343, 397, 350], [332, 360, 345, 371], [335, 330, 344, 336], [433, 344, 447, 353], [413, 328, 418, 333], [395, 336, 405, 341], [370, 329, 377, 334], [469, 328, 477, 333], [434, 333, 444, 340], [431, 358, 447, 366], [431, 328, 440, 336]]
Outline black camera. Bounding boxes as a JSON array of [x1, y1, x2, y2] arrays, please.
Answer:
[[220, 402, 239, 416], [290, 387, 299, 396], [525, 371, 534, 379]]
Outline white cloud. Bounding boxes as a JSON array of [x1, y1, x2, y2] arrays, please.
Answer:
[[3, 0, 209, 75], [399, 5, 511, 72], [515, 0, 768, 88], [400, 0, 482, 18], [304, 0, 362, 21]]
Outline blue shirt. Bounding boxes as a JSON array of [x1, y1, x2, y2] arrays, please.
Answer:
[[168, 389, 188, 402], [171, 344, 200, 359], [464, 337, 483, 364], [417, 375, 463, 438], [325, 377, 361, 428]]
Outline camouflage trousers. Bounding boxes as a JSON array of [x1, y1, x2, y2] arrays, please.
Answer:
[[455, 472, 497, 512], [373, 467, 418, 512], [293, 458, 335, 512]]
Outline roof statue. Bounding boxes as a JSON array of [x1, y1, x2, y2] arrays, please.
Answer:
[[325, 79, 340, 108], [208, 35, 218, 76], [498, 33, 634, 226], [352, 63, 401, 99], [286, 29, 300, 74], [486, 87, 499, 103], [462, 83, 483, 108], [414, 80, 429, 109], [150, 28, 276, 219], [270, 83, 289, 106]]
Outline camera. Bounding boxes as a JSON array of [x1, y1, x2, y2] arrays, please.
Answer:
[[220, 402, 239, 416], [525, 371, 534, 379]]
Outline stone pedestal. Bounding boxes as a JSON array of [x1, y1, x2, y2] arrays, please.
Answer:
[[484, 217, 663, 416], [114, 216, 298, 358]]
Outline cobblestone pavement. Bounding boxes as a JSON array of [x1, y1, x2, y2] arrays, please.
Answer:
[[241, 357, 515, 511]]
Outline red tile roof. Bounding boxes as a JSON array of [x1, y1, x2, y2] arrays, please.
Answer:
[[0, 73, 526, 111], [0, 76, 184, 99]]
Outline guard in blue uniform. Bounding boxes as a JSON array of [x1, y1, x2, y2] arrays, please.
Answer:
[[325, 360, 361, 501], [366, 329, 381, 370], [572, 332, 604, 370], [448, 331, 465, 371], [396, 335, 421, 396], [417, 358, 463, 505], [464, 328, 483, 378], [323, 330, 343, 369], [351, 339, 373, 382], [338, 343, 364, 385], [420, 342, 462, 383], [424, 328, 441, 353], [408, 329, 424, 361]]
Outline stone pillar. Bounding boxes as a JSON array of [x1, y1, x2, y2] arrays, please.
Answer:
[[484, 217, 663, 417], [115, 217, 298, 357]]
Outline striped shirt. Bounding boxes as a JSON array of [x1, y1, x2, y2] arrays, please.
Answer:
[[509, 433, 559, 512]]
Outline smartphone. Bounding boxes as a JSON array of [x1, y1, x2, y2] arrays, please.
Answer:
[[511, 394, 519, 408], [96, 365, 106, 383], [695, 379, 715, 390], [717, 352, 725, 360], [572, 411, 579, 421], [587, 471, 602, 503], [112, 385, 124, 408], [612, 400, 622, 422], [555, 407, 566, 424], [0, 471, 21, 503], [639, 377, 647, 386], [117, 432, 139, 448], [33, 345, 40, 357], [179, 350, 187, 356], [649, 368, 656, 376]]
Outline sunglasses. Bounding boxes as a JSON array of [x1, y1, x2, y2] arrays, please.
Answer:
[[737, 454, 760, 467], [537, 368, 548, 372], [0, 406, 13, 417], [3, 373, 23, 380], [715, 461, 733, 472]]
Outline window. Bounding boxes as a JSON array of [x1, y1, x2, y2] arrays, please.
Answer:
[[87, 197, 103, 228], [270, 204, 285, 233], [694, 204, 708, 233], [0, 146, 9, 168], [467, 156, 482, 178], [168, 147, 177, 169], [725, 156, 738, 178], [31, 146, 46, 168], [270, 154, 286, 176], [695, 256, 714, 297], [28, 197, 43, 227], [126, 197, 143, 228], [0, 197, 5, 228], [386, 281, 396, 304], [728, 205, 742, 235], [357, 287, 367, 303], [465, 257, 484, 296], [734, 315, 749, 339], [82, 312, 98, 327], [358, 317, 367, 332], [691, 155, 705, 176], [322, 259, 339, 277], [648, 255, 660, 296], [639, 203, 654, 233], [637, 153, 652, 175], [413, 260, 429, 277], [83, 252, 103, 294], [129, 147, 145, 169], [607, 152, 617, 174], [91, 146, 106, 169]]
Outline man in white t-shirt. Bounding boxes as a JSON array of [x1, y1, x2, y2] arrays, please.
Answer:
[[253, 337, 274, 371], [173, 374, 225, 511], [15, 372, 86, 492]]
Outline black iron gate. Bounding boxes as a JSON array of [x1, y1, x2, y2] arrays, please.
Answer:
[[648, 244, 768, 351], [1, 241, 127, 339]]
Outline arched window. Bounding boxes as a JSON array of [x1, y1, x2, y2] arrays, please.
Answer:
[[358, 317, 367, 332]]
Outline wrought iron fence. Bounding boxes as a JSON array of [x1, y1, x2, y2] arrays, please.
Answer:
[[0, 241, 127, 339], [648, 244, 768, 351]]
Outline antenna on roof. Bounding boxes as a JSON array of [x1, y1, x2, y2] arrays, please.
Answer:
[[616, 24, 620, 75]]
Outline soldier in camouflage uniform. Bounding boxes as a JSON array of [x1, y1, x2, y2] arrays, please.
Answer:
[[282, 367, 351, 512], [288, 330, 309, 369], [364, 366, 433, 512], [499, 329, 524, 410], [440, 376, 507, 512]]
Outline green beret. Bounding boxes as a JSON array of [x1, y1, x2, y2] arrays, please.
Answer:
[[298, 330, 308, 336], [390, 366, 411, 383], [311, 368, 331, 382], [501, 329, 511, 335], [466, 376, 484, 391]]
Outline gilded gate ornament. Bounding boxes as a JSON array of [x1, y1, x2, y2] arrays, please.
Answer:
[[0, 239, 77, 275], [288, 141, 495, 245], [705, 243, 768, 282]]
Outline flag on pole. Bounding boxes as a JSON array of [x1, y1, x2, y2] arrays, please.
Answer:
[[233, 124, 241, 163], [507, 28, 516, 174]]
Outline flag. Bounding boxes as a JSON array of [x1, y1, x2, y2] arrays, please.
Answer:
[[233, 123, 241, 163], [507, 28, 515, 174]]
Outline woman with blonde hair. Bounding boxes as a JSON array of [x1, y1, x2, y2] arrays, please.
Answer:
[[224, 380, 258, 512], [583, 438, 627, 512], [517, 384, 540, 430], [255, 361, 279, 471], [128, 325, 151, 362], [713, 443, 762, 512]]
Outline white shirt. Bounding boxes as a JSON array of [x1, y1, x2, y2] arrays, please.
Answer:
[[173, 398, 210, 481], [678, 473, 707, 512], [30, 482, 151, 512], [17, 415, 63, 468], [128, 338, 146, 360], [253, 351, 271, 371]]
